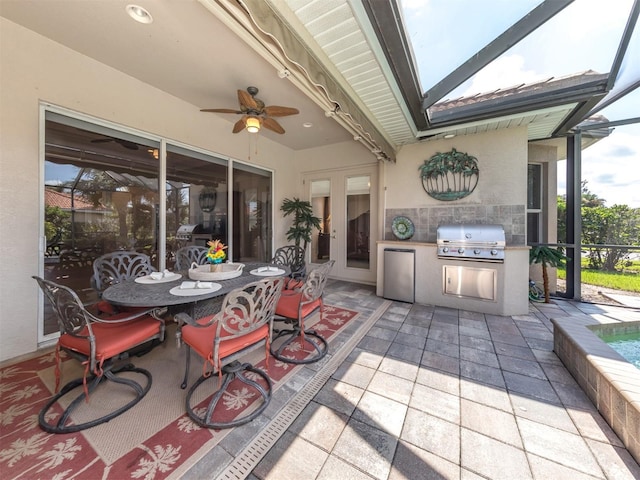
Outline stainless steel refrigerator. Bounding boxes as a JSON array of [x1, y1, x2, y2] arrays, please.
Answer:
[[383, 248, 415, 303]]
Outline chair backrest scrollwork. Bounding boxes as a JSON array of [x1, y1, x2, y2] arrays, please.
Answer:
[[299, 260, 334, 307], [33, 276, 93, 340], [91, 251, 156, 294], [272, 245, 306, 279], [175, 246, 209, 271], [213, 277, 284, 354]]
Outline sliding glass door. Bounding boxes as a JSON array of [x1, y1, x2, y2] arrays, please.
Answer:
[[41, 109, 272, 340]]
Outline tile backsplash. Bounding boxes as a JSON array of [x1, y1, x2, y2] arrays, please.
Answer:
[[385, 204, 525, 245]]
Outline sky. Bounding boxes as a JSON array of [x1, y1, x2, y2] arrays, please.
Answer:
[[401, 0, 640, 207]]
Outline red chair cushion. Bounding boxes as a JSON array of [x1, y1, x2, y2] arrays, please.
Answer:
[[283, 278, 304, 291], [59, 315, 162, 364], [182, 316, 269, 364], [275, 292, 321, 322], [95, 300, 148, 316]]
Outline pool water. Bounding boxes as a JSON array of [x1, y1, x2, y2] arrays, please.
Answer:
[[600, 331, 640, 369]]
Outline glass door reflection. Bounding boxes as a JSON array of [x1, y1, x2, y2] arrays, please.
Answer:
[[310, 179, 331, 264], [346, 175, 370, 270]]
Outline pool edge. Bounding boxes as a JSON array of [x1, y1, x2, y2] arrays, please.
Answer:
[[552, 316, 640, 465]]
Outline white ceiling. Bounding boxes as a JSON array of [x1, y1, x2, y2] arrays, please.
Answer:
[[0, 0, 356, 151], [1, 0, 609, 160]]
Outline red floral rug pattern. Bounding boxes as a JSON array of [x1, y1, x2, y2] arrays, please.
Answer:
[[0, 305, 358, 480]]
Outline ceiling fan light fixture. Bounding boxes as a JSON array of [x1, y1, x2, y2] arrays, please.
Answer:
[[246, 116, 261, 133]]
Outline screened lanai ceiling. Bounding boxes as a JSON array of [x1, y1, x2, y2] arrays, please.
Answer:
[[263, 0, 639, 150], [1, 0, 638, 163]]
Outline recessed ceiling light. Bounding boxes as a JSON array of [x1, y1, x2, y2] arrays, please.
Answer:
[[126, 5, 153, 24], [443, 133, 455, 139], [303, 122, 313, 128]]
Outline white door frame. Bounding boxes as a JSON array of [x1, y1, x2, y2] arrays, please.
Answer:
[[303, 164, 378, 285]]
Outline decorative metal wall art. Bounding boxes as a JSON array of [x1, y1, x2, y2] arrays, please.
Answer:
[[419, 148, 479, 201]]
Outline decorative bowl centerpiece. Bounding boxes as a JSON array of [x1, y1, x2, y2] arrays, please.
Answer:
[[188, 262, 245, 281], [187, 239, 244, 280]]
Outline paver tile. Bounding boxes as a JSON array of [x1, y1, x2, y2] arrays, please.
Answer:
[[400, 408, 459, 464], [460, 428, 532, 480], [333, 418, 397, 480], [353, 390, 408, 436], [460, 399, 522, 447], [368, 370, 414, 405], [388, 440, 461, 480], [517, 417, 603, 476]]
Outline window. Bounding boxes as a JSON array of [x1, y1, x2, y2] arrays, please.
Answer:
[[527, 163, 543, 244], [42, 110, 273, 338]]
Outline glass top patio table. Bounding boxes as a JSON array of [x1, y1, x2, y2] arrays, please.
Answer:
[[101, 262, 290, 308]]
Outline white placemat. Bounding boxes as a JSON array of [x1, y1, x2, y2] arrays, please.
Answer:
[[250, 266, 286, 277], [169, 281, 222, 296], [135, 272, 182, 284]]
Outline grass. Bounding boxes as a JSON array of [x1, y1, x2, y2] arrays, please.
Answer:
[[557, 267, 640, 293]]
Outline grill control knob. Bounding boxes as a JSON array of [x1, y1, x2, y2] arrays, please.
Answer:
[[442, 247, 449, 253], [490, 249, 498, 256], [457, 248, 465, 254], [474, 249, 481, 255]]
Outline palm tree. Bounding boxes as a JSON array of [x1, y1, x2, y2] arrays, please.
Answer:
[[280, 197, 322, 251], [529, 246, 566, 303]]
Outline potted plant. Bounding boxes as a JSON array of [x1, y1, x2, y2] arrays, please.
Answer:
[[529, 246, 566, 303], [280, 197, 321, 251]]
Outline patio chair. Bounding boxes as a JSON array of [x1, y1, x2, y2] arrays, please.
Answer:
[[175, 245, 208, 271], [32, 276, 165, 434], [91, 251, 156, 315], [174, 277, 284, 429], [272, 245, 306, 280], [270, 260, 334, 364]]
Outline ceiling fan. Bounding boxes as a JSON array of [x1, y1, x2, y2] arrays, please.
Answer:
[[201, 86, 299, 134], [90, 136, 139, 150]]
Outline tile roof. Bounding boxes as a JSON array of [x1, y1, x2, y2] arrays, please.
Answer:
[[431, 70, 606, 112], [45, 188, 104, 210]]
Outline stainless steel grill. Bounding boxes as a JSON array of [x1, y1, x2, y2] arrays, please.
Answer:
[[437, 224, 505, 262], [176, 224, 205, 242]]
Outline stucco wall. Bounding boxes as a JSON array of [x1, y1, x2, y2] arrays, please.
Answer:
[[383, 128, 528, 244], [0, 19, 372, 361]]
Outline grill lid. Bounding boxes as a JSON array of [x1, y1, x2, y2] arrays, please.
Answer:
[[437, 224, 505, 246], [437, 224, 505, 261], [176, 224, 205, 240]]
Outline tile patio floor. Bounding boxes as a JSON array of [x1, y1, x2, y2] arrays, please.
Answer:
[[184, 280, 640, 480]]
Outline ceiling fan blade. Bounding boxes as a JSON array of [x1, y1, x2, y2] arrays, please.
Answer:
[[232, 116, 248, 133], [200, 108, 242, 114], [262, 117, 285, 134], [238, 89, 259, 110], [118, 140, 139, 150], [263, 106, 299, 117]]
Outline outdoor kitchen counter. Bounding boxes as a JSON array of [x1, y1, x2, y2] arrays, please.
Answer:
[[376, 241, 530, 316]]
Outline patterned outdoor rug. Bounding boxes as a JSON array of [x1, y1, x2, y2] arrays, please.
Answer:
[[0, 305, 359, 480]]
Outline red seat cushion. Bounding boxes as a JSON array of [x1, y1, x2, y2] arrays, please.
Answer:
[[283, 278, 304, 291], [275, 292, 321, 322], [59, 315, 162, 364], [182, 315, 269, 364], [95, 300, 148, 316]]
